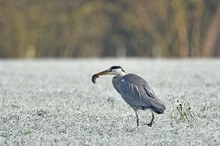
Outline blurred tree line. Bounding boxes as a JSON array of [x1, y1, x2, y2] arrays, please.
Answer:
[[0, 0, 219, 58]]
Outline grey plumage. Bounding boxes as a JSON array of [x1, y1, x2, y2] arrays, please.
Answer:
[[113, 74, 166, 114], [92, 66, 166, 127]]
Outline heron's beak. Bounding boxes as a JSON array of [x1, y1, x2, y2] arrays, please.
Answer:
[[92, 69, 111, 84], [96, 69, 110, 76]]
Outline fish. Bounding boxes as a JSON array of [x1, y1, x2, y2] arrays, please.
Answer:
[[92, 74, 99, 84]]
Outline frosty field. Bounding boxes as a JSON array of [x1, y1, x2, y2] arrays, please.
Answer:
[[0, 59, 220, 146]]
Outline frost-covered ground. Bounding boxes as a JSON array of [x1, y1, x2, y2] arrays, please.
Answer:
[[0, 59, 220, 146]]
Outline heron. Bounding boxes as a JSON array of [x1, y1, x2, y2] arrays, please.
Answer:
[[92, 66, 166, 127]]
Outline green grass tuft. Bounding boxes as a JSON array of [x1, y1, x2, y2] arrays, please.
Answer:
[[170, 98, 197, 123]]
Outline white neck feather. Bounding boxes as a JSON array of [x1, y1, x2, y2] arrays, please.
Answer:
[[116, 70, 126, 77]]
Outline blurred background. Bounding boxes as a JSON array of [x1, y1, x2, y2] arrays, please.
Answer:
[[0, 0, 219, 58]]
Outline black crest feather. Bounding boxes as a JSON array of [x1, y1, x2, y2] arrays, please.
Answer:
[[110, 66, 125, 72], [110, 66, 122, 70]]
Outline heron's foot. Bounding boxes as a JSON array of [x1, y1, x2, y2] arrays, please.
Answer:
[[147, 123, 153, 127], [144, 112, 155, 127], [144, 122, 154, 127]]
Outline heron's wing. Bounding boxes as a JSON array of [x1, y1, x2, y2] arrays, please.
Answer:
[[143, 84, 166, 112], [118, 74, 166, 111], [118, 77, 150, 108]]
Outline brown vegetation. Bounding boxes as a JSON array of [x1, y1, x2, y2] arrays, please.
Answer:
[[0, 0, 219, 58]]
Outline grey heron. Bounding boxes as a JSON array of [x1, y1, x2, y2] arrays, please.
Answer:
[[92, 66, 166, 127]]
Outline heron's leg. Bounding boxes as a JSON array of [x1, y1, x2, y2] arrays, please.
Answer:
[[147, 111, 154, 127], [135, 110, 139, 127]]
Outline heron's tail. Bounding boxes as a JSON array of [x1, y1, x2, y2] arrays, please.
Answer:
[[151, 106, 165, 114], [150, 99, 166, 114]]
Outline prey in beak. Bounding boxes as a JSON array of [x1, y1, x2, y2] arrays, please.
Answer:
[[92, 69, 110, 84]]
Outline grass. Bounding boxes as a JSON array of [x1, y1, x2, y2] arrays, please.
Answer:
[[170, 98, 197, 123], [0, 58, 220, 146]]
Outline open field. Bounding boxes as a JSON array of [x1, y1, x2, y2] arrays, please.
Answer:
[[0, 59, 220, 146]]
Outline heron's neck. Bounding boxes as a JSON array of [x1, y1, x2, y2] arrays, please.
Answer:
[[116, 71, 126, 77]]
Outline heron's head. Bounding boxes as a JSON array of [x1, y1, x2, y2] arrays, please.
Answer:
[[98, 66, 126, 76], [92, 66, 126, 83], [109, 66, 126, 76]]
